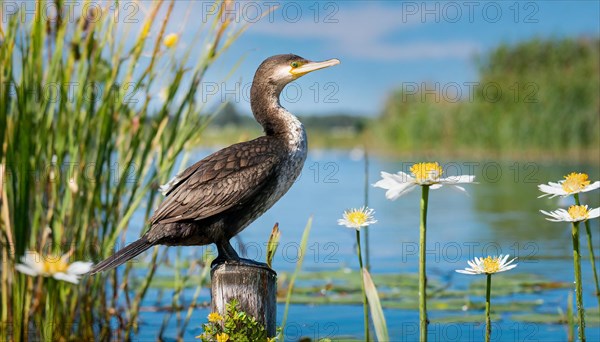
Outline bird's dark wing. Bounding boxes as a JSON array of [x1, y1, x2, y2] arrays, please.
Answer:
[[150, 137, 280, 224]]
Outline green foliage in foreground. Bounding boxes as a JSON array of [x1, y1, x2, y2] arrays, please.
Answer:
[[0, 0, 244, 340], [377, 37, 600, 158], [200, 299, 272, 342]]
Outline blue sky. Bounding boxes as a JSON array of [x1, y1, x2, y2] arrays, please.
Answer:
[[206, 0, 599, 117], [157, 1, 600, 117]]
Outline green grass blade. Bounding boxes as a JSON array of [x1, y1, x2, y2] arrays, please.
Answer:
[[363, 268, 389, 342], [266, 223, 281, 268], [280, 217, 313, 335]]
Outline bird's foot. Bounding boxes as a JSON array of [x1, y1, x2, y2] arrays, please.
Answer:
[[212, 240, 272, 270], [210, 257, 270, 270], [210, 255, 236, 268], [238, 258, 269, 268]]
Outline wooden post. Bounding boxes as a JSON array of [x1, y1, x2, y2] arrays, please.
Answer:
[[211, 261, 277, 337]]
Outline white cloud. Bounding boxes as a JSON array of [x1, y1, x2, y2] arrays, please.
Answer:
[[248, 3, 481, 61]]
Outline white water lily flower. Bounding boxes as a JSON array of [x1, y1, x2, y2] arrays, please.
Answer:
[[538, 172, 600, 198], [373, 162, 475, 200], [540, 205, 600, 223], [15, 251, 93, 284], [456, 255, 517, 275], [337, 207, 377, 230]]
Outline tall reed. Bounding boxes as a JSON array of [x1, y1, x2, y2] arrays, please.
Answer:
[[0, 1, 245, 340]]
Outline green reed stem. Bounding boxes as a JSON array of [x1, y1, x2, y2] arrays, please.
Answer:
[[485, 274, 492, 342], [419, 185, 430, 342], [363, 149, 370, 271], [567, 291, 575, 342], [356, 229, 370, 342], [571, 221, 586, 342], [574, 193, 600, 309]]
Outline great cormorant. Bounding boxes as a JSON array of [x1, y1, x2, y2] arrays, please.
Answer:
[[90, 54, 340, 273]]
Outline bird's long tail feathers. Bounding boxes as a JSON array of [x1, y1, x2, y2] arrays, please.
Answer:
[[89, 238, 152, 274]]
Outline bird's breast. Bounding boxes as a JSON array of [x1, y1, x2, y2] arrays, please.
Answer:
[[281, 123, 308, 182], [268, 124, 308, 207]]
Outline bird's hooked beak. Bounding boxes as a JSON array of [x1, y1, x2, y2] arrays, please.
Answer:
[[290, 58, 340, 77]]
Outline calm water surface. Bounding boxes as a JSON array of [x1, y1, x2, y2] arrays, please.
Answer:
[[131, 149, 600, 341]]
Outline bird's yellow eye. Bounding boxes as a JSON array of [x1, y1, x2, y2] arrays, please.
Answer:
[[291, 61, 299, 68]]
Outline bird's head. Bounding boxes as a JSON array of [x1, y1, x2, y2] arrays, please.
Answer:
[[254, 54, 340, 90]]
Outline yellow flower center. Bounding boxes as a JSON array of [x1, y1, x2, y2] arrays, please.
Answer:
[[410, 162, 443, 183], [163, 33, 178, 48], [41, 255, 69, 275], [482, 256, 500, 274], [567, 205, 589, 221], [216, 333, 229, 342], [561, 172, 590, 193], [346, 210, 369, 226], [207, 312, 223, 323]]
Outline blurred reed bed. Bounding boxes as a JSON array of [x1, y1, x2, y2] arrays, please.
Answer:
[[376, 37, 600, 160], [0, 0, 246, 340]]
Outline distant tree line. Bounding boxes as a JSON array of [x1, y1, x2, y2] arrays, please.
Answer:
[[375, 37, 599, 157], [209, 102, 368, 133]]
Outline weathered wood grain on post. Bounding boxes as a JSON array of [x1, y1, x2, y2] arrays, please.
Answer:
[[211, 262, 277, 337]]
